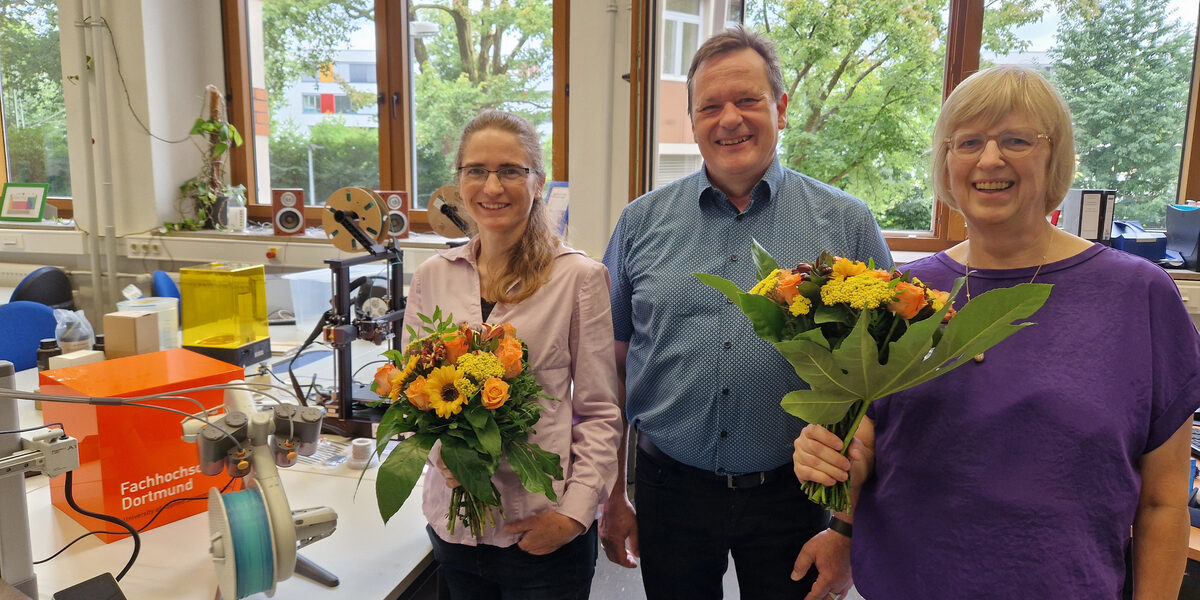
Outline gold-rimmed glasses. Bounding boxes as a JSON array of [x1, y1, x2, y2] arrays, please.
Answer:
[[456, 166, 534, 184], [945, 128, 1051, 160]]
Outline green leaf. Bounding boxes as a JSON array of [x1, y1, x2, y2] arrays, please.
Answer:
[[779, 388, 861, 424], [375, 433, 435, 523], [464, 402, 501, 457], [440, 436, 499, 505], [751, 238, 780, 281], [505, 440, 562, 501], [695, 273, 786, 341]]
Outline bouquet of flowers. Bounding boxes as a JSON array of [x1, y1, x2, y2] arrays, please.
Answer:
[[369, 307, 562, 537], [697, 242, 1051, 511]]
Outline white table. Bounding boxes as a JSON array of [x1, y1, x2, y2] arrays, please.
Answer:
[[10, 360, 434, 600]]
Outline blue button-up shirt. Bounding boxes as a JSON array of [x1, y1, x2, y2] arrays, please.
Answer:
[[603, 158, 892, 474]]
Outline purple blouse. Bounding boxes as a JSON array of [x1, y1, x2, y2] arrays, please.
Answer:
[[854, 244, 1200, 598]]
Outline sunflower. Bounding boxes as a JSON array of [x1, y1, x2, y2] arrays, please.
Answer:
[[425, 365, 469, 418]]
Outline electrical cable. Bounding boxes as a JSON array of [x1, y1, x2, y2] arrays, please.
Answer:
[[63, 470, 139, 581], [34, 476, 238, 565], [0, 422, 64, 436], [93, 17, 191, 145], [289, 309, 333, 406]]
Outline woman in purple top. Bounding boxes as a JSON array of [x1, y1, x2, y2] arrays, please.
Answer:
[[403, 110, 622, 599], [791, 66, 1199, 599]]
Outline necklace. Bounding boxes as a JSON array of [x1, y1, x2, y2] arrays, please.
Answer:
[[963, 234, 1053, 363]]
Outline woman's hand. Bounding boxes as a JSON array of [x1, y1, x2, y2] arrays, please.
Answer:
[[504, 511, 585, 555], [793, 424, 874, 487]]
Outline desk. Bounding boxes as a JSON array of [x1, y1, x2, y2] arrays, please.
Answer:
[[10, 357, 434, 600]]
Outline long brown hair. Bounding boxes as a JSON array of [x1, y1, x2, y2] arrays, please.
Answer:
[[455, 109, 558, 304]]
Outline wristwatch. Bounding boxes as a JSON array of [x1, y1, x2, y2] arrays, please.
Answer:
[[828, 516, 853, 538]]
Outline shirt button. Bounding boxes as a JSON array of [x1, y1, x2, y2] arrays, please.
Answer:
[[730, 254, 738, 262], [722, 388, 730, 395], [716, 467, 727, 474], [723, 341, 732, 350], [720, 430, 728, 438], [735, 213, 744, 221]]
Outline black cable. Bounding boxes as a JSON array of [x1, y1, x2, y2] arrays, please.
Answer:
[[0, 422, 63, 436], [289, 309, 333, 406], [352, 359, 388, 379], [64, 471, 139, 581], [36, 476, 238, 565]]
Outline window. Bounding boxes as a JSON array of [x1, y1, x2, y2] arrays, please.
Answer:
[[225, 0, 564, 231], [348, 62, 376, 83], [0, 1, 71, 198], [630, 0, 1200, 250], [663, 0, 703, 78], [301, 94, 320, 114]]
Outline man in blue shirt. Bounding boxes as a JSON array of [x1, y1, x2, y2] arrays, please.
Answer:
[[600, 27, 892, 599]]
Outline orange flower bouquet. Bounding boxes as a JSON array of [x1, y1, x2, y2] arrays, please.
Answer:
[[698, 242, 1051, 511], [369, 307, 561, 537]]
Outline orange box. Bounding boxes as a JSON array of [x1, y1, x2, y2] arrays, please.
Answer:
[[39, 348, 242, 542]]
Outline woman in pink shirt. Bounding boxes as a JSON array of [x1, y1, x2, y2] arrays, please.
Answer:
[[402, 109, 622, 599]]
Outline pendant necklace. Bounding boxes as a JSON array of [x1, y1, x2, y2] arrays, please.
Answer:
[[963, 234, 1053, 363]]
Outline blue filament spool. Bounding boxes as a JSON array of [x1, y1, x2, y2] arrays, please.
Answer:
[[223, 489, 275, 598]]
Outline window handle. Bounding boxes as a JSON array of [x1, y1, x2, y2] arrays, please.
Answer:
[[391, 92, 401, 120]]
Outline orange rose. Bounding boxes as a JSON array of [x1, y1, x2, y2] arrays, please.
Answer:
[[405, 375, 432, 411], [501, 323, 517, 339], [888, 281, 926, 320], [776, 270, 804, 304], [374, 364, 399, 398], [480, 377, 510, 409], [443, 333, 470, 364], [866, 269, 893, 281], [495, 337, 524, 378]]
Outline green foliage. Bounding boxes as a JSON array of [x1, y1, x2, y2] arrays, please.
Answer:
[[0, 1, 71, 197], [1049, 0, 1194, 229], [167, 118, 245, 231], [262, 0, 373, 111], [267, 118, 380, 205]]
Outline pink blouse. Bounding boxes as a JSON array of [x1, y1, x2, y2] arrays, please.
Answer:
[[401, 239, 622, 546]]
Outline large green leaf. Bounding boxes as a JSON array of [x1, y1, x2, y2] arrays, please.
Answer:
[[463, 402, 502, 457], [375, 433, 435, 523], [695, 273, 786, 341], [505, 440, 562, 501], [440, 436, 500, 505], [752, 238, 780, 281]]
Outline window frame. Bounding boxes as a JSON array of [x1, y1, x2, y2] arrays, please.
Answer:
[[224, 0, 568, 233], [627, 0, 1200, 252], [662, 2, 704, 79]]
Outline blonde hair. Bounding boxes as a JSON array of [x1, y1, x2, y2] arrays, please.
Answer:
[[455, 109, 557, 304], [931, 66, 1076, 215]]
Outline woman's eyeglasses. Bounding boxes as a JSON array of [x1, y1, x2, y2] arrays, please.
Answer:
[[456, 166, 534, 183], [945, 129, 1051, 159]]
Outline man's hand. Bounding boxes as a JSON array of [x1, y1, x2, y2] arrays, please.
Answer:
[[792, 528, 852, 600], [503, 511, 585, 555], [598, 496, 639, 567]]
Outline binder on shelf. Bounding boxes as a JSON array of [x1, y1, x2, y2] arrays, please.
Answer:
[[1057, 188, 1116, 242]]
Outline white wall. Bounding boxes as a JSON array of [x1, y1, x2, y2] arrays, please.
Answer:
[[59, 0, 226, 236], [566, 0, 632, 259]]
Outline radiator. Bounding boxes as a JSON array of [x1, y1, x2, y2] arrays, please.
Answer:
[[0, 262, 43, 288]]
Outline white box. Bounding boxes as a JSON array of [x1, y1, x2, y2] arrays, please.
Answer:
[[48, 349, 106, 369], [282, 265, 391, 334]]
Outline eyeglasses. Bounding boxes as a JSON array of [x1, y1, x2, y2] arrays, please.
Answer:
[[945, 128, 1051, 159], [456, 166, 534, 183]]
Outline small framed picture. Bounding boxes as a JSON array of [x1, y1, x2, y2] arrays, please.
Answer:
[[0, 183, 49, 222]]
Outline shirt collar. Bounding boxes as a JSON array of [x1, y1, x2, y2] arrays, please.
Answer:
[[697, 157, 783, 211]]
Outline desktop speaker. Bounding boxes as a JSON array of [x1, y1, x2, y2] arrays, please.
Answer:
[[272, 189, 305, 236], [376, 190, 410, 241]]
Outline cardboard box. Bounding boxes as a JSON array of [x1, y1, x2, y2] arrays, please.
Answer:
[[39, 349, 242, 542], [103, 311, 159, 359], [47, 349, 105, 370]]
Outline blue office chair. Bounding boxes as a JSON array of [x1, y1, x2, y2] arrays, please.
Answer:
[[11, 266, 74, 310], [152, 270, 181, 300], [0, 301, 57, 371]]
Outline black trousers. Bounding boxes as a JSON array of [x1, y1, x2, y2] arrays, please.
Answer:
[[634, 445, 827, 600], [428, 523, 598, 600]]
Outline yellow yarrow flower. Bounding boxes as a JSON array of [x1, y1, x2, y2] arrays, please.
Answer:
[[749, 269, 782, 296], [456, 351, 505, 383], [425, 365, 469, 418], [820, 273, 893, 310], [789, 295, 813, 316]]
